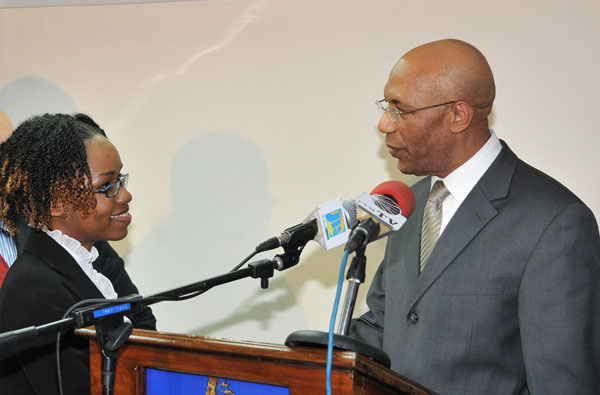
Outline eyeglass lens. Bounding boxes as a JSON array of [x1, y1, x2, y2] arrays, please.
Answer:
[[108, 174, 128, 198]]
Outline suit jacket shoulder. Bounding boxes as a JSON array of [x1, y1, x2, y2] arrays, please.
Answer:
[[0, 231, 102, 395]]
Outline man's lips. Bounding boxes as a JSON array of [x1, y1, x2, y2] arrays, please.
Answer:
[[387, 145, 405, 157]]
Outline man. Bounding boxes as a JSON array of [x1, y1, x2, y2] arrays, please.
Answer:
[[349, 39, 600, 394]]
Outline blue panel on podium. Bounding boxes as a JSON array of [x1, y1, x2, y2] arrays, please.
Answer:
[[146, 368, 289, 394]]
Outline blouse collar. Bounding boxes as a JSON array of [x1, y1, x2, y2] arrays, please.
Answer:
[[43, 229, 117, 299]]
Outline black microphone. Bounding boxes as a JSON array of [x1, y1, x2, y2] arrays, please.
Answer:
[[255, 200, 356, 254], [344, 218, 381, 253]]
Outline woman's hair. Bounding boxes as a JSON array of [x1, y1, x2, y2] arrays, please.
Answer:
[[0, 113, 105, 235]]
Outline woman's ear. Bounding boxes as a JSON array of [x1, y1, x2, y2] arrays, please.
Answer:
[[50, 201, 68, 219]]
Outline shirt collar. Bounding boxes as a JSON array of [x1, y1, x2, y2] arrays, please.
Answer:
[[43, 229, 99, 270], [0, 220, 14, 239], [43, 229, 119, 299], [432, 129, 502, 204]]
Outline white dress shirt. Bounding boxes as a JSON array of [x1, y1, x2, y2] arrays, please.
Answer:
[[430, 130, 502, 233], [0, 221, 18, 266]]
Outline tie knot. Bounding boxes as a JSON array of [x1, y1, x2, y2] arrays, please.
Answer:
[[429, 181, 450, 205]]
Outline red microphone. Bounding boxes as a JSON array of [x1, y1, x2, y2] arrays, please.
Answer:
[[370, 180, 416, 218], [345, 181, 415, 252]]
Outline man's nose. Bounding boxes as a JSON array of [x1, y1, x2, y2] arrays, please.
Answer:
[[378, 113, 397, 134]]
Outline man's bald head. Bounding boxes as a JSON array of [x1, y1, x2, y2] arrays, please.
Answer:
[[0, 109, 14, 142], [380, 39, 496, 177], [391, 39, 495, 118]]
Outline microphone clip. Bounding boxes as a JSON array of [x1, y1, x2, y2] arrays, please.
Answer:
[[344, 218, 380, 253], [273, 220, 318, 271]]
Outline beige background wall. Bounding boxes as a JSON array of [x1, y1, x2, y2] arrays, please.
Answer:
[[1, 0, 598, 343]]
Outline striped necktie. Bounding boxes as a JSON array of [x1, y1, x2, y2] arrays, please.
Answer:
[[420, 181, 450, 272]]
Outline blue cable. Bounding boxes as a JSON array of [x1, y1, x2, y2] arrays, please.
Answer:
[[326, 249, 351, 395]]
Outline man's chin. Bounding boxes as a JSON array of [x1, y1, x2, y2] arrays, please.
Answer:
[[397, 161, 416, 176]]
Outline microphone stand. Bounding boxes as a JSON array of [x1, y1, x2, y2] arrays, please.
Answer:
[[93, 258, 277, 395], [336, 246, 367, 335], [95, 317, 133, 395], [0, 258, 278, 392], [285, 243, 390, 367]]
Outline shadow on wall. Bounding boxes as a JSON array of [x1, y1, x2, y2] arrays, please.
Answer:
[[283, 126, 423, 322], [125, 132, 309, 343], [0, 77, 78, 127]]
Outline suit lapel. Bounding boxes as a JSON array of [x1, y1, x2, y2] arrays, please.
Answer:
[[411, 186, 498, 303], [409, 141, 518, 305], [24, 231, 104, 301]]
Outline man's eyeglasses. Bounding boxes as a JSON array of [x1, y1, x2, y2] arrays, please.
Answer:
[[376, 99, 456, 123], [93, 173, 129, 198]]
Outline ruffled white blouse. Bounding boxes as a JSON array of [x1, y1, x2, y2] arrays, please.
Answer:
[[44, 229, 118, 299]]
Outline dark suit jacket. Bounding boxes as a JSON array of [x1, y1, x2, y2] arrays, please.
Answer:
[[350, 142, 600, 394], [0, 230, 156, 394]]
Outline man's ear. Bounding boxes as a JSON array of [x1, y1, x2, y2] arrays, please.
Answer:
[[449, 101, 474, 134]]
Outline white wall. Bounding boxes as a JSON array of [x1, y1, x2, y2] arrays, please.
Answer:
[[1, 0, 599, 343]]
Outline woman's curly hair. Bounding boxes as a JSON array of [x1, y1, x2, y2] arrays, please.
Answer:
[[0, 113, 105, 235]]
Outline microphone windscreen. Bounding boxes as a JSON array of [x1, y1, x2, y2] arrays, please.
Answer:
[[342, 199, 358, 228], [370, 181, 416, 218]]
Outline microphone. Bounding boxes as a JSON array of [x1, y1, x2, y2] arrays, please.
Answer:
[[344, 181, 415, 252], [255, 181, 415, 270], [255, 199, 357, 254]]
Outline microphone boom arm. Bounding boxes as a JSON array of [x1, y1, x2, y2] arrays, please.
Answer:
[[0, 259, 278, 351]]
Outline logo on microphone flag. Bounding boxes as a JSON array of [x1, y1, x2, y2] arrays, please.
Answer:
[[325, 209, 345, 239], [308, 198, 350, 250]]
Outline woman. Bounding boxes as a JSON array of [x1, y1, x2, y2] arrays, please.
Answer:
[[0, 114, 155, 394]]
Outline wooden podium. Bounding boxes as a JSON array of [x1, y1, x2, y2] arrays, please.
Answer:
[[77, 328, 434, 394]]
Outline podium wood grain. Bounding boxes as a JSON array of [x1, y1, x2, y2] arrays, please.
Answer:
[[76, 327, 435, 394]]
